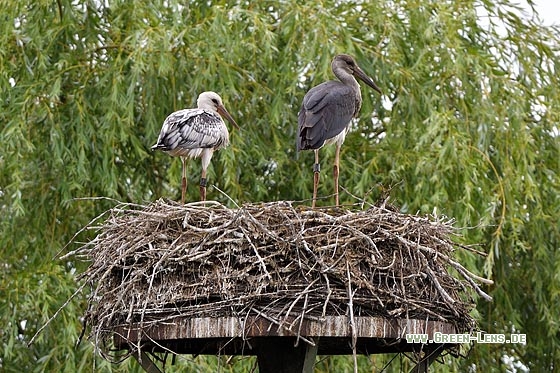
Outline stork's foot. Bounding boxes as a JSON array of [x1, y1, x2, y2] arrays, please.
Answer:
[[199, 178, 207, 202]]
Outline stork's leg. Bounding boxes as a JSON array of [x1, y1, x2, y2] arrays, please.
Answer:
[[334, 144, 340, 206], [200, 168, 207, 202], [313, 149, 320, 208], [199, 149, 213, 202], [181, 157, 188, 204]]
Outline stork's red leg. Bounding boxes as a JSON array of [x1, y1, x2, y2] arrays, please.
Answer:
[[313, 149, 320, 208], [181, 157, 187, 204], [334, 145, 340, 206]]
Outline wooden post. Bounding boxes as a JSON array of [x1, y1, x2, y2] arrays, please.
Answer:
[[409, 345, 445, 373], [132, 351, 163, 373], [254, 337, 318, 373]]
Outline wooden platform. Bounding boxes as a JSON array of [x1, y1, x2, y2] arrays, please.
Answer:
[[115, 315, 458, 372]]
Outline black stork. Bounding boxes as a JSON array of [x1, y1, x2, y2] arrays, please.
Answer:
[[297, 54, 382, 207], [152, 91, 239, 203]]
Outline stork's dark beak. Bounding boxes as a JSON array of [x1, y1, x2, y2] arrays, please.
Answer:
[[217, 104, 239, 129], [354, 66, 382, 95]]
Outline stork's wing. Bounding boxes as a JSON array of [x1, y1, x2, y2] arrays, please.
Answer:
[[297, 81, 356, 150], [152, 109, 227, 152]]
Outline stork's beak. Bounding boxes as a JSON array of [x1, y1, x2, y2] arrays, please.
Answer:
[[217, 104, 240, 129], [354, 66, 382, 95]]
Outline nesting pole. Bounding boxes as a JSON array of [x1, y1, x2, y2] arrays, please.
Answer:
[[71, 199, 492, 372]]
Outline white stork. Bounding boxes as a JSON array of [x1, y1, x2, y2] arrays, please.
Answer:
[[152, 91, 238, 203]]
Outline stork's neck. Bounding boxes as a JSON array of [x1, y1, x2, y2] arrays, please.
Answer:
[[338, 71, 360, 91], [344, 73, 362, 98], [337, 72, 362, 116]]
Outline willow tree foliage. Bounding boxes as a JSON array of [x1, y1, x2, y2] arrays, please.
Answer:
[[1, 0, 558, 371]]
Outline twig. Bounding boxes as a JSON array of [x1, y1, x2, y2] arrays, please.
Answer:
[[346, 260, 358, 373]]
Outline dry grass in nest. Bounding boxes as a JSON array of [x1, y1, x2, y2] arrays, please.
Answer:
[[60, 198, 492, 361]]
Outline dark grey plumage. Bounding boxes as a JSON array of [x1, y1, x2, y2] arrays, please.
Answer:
[[297, 81, 358, 151]]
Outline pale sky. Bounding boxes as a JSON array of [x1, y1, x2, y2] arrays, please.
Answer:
[[534, 0, 559, 25]]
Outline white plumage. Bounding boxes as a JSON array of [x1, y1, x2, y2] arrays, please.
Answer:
[[152, 91, 238, 203]]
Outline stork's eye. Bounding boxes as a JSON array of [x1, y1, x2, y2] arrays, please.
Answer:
[[212, 98, 219, 104]]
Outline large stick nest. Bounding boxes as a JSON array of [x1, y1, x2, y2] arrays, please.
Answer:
[[68, 198, 492, 359]]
